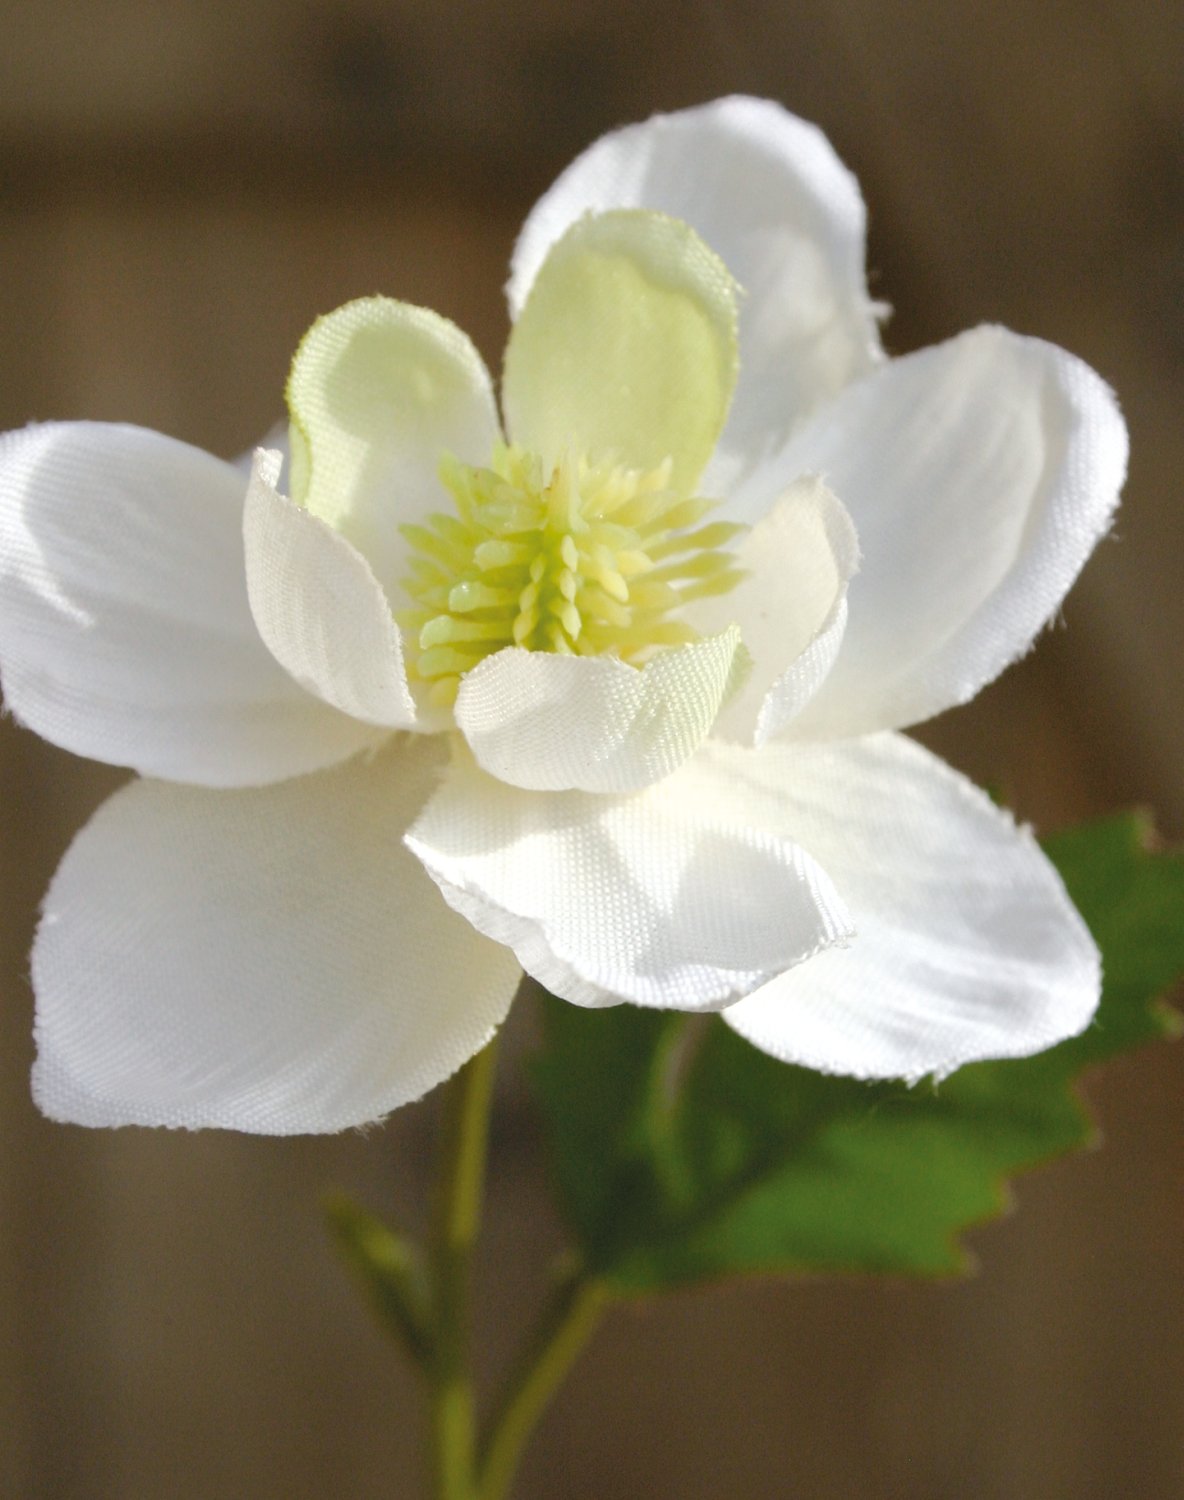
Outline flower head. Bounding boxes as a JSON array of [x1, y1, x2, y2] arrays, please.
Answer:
[[0, 97, 1125, 1132]]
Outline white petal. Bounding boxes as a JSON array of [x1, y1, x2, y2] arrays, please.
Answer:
[[683, 477, 858, 744], [32, 737, 521, 1133], [722, 733, 1100, 1081], [244, 451, 428, 730], [508, 96, 882, 497], [0, 422, 379, 786], [232, 420, 288, 478], [453, 629, 745, 792], [778, 327, 1128, 737], [406, 745, 853, 1012], [286, 298, 500, 599]]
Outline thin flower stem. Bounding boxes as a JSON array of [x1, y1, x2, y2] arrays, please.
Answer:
[[429, 1037, 500, 1500], [477, 1266, 610, 1500]]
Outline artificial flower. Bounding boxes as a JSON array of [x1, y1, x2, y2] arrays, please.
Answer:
[[0, 97, 1125, 1133]]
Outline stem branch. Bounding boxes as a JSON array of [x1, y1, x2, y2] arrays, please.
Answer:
[[477, 1267, 609, 1500]]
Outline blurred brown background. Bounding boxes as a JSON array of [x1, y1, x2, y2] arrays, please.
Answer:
[[1, 3, 1182, 1497]]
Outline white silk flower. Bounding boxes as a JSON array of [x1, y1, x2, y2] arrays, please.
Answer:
[[0, 97, 1125, 1132]]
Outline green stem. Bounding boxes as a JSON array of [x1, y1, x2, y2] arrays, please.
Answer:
[[429, 1038, 499, 1500], [477, 1267, 610, 1500], [325, 1193, 433, 1370]]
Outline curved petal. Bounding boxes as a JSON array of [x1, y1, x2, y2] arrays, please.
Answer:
[[0, 422, 378, 786], [406, 745, 853, 1013], [232, 419, 288, 478], [503, 209, 738, 495], [32, 736, 521, 1133], [454, 627, 745, 792], [287, 297, 500, 598], [722, 733, 1100, 1081], [244, 451, 428, 730], [508, 96, 882, 497], [682, 477, 858, 744], [777, 327, 1128, 738]]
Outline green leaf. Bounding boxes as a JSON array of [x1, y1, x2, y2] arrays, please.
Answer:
[[532, 813, 1183, 1291]]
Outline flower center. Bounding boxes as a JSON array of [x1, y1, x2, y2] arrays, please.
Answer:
[[398, 443, 746, 707]]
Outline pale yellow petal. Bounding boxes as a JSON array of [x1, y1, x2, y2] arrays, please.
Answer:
[[503, 210, 739, 495], [285, 297, 499, 597]]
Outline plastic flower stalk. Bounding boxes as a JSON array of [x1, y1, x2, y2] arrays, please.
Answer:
[[0, 96, 1125, 1133]]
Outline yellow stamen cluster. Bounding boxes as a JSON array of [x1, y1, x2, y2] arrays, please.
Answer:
[[398, 443, 746, 707]]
